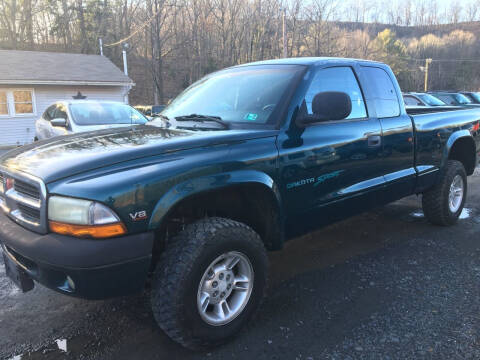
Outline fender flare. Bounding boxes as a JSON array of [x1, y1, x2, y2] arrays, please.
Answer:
[[442, 130, 476, 171], [148, 170, 284, 248]]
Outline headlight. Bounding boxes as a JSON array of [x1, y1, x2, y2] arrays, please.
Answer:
[[48, 196, 126, 238]]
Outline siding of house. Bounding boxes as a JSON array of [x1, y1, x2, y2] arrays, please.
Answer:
[[0, 84, 127, 146]]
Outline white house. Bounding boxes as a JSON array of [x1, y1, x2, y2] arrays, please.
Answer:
[[0, 50, 134, 146]]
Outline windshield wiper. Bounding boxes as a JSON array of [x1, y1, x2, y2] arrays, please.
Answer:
[[175, 114, 230, 129]]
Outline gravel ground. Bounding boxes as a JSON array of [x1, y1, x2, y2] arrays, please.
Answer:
[[2, 170, 480, 359]]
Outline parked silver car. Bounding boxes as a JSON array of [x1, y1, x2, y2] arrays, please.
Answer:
[[35, 100, 148, 140]]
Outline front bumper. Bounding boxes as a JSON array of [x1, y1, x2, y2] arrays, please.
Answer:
[[0, 211, 154, 300]]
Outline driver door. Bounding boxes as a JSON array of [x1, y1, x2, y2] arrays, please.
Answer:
[[49, 103, 70, 138], [278, 65, 385, 235], [36, 105, 56, 140]]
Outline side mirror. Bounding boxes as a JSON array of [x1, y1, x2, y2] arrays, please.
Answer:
[[51, 118, 67, 127], [297, 91, 352, 126]]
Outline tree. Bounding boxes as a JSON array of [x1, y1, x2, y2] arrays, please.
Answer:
[[373, 29, 408, 78]]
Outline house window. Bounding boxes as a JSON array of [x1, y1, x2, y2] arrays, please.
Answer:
[[13, 90, 34, 114], [0, 91, 7, 115], [0, 89, 36, 116]]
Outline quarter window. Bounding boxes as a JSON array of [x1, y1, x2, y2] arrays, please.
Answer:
[[361, 66, 400, 118], [0, 91, 8, 115], [13, 90, 34, 114], [305, 67, 367, 119]]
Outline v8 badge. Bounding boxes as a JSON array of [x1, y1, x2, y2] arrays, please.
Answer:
[[129, 210, 147, 221]]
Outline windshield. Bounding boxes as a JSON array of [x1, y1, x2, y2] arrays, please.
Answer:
[[418, 94, 446, 106], [159, 65, 303, 126], [454, 93, 472, 104], [70, 103, 148, 126]]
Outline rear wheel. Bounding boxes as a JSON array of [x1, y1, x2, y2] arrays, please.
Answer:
[[150, 217, 267, 349], [422, 160, 467, 226]]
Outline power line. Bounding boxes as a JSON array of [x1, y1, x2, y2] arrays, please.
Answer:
[[104, 7, 163, 48], [400, 56, 480, 63], [104, 3, 184, 48], [431, 58, 480, 63]]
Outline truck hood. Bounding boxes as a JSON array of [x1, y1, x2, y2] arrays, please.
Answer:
[[72, 123, 141, 132], [0, 125, 277, 183]]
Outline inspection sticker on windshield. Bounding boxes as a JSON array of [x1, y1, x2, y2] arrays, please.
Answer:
[[244, 113, 258, 121]]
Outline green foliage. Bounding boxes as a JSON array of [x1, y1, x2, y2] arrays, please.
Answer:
[[373, 29, 408, 80]]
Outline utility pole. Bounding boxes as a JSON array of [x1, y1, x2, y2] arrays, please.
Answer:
[[123, 43, 130, 104], [424, 58, 432, 92], [99, 38, 103, 56], [281, 7, 287, 58]]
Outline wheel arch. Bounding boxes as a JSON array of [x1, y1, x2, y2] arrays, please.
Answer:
[[445, 130, 477, 175], [149, 170, 285, 255]]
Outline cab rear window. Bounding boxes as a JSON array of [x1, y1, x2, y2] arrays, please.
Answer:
[[362, 66, 400, 118]]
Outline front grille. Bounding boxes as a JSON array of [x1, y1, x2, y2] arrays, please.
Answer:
[[14, 179, 40, 200], [0, 168, 47, 234], [17, 203, 41, 221]]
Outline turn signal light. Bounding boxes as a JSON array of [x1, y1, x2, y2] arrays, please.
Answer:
[[49, 221, 127, 239], [472, 122, 480, 133]]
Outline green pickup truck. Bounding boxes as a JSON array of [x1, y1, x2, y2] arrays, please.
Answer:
[[1, 58, 479, 349]]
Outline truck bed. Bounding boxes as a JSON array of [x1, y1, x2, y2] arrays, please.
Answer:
[[406, 106, 464, 115], [409, 106, 480, 180]]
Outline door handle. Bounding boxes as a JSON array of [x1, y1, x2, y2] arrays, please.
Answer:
[[368, 135, 381, 147]]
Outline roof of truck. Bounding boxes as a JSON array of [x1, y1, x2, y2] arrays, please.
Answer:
[[238, 57, 385, 67]]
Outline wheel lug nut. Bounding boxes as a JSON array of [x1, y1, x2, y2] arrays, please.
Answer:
[[212, 281, 218, 288], [219, 273, 224, 280], [213, 291, 219, 297], [220, 292, 226, 298]]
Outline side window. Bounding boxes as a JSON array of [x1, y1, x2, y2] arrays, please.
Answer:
[[43, 105, 57, 121], [54, 104, 68, 120], [403, 96, 421, 106], [305, 67, 367, 119], [362, 66, 400, 118]]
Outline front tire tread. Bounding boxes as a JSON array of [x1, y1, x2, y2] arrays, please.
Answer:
[[151, 217, 267, 350]]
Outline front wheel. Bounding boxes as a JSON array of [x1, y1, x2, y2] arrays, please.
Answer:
[[151, 217, 268, 349], [422, 160, 467, 226]]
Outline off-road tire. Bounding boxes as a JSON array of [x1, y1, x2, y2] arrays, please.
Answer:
[[422, 160, 467, 226], [150, 217, 268, 350]]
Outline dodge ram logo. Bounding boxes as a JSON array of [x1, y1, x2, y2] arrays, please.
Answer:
[[129, 210, 147, 221]]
